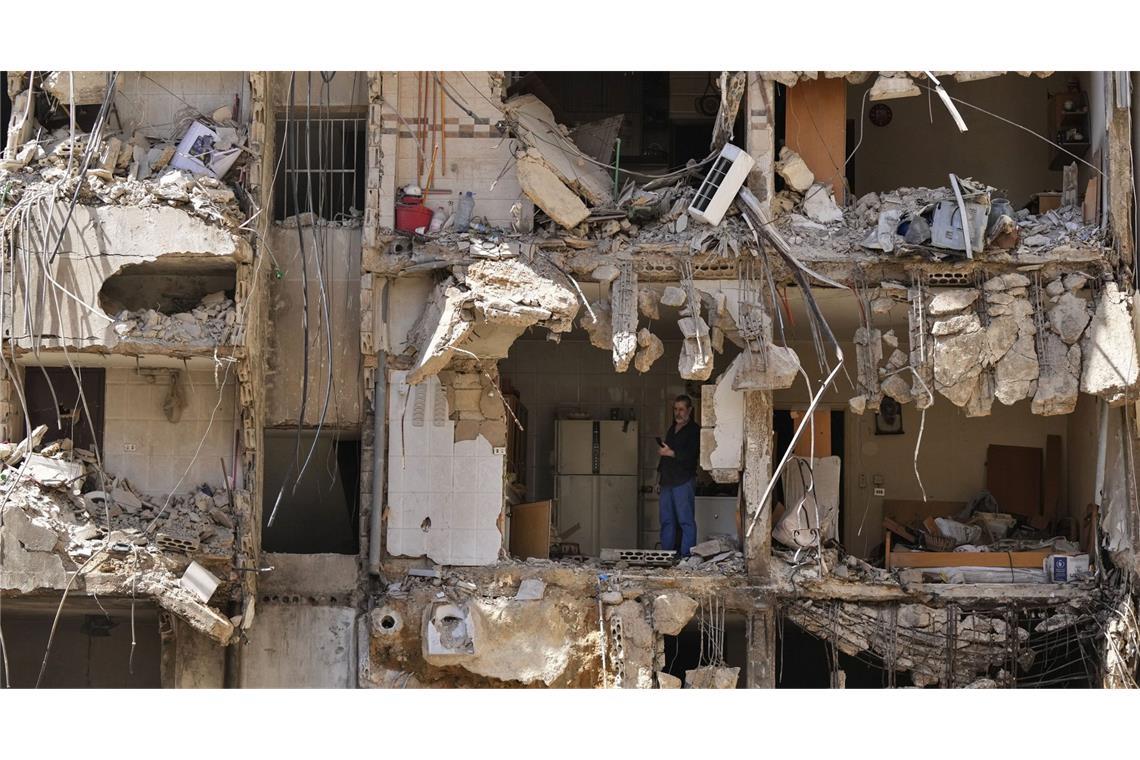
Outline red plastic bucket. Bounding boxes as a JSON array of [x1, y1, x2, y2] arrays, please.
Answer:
[[395, 197, 434, 233]]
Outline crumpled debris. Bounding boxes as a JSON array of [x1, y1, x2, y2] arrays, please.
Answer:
[[1, 113, 247, 229], [111, 291, 235, 346]]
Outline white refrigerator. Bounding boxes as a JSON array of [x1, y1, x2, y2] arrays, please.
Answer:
[[554, 420, 639, 556]]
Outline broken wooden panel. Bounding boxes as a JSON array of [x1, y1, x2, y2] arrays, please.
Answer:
[[509, 500, 552, 560]]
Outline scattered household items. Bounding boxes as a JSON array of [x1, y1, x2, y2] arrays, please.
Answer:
[[170, 120, 242, 179], [395, 188, 434, 234], [881, 493, 1092, 583]]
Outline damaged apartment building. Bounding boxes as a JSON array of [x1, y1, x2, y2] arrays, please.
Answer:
[[2, 69, 1140, 688]]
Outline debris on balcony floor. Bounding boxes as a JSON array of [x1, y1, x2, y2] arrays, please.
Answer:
[[0, 428, 240, 642], [110, 290, 237, 347], [1, 85, 248, 229], [770, 174, 1106, 263]]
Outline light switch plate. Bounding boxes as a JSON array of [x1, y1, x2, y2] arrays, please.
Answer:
[[122, 443, 138, 452], [492, 447, 506, 456], [873, 487, 885, 497]]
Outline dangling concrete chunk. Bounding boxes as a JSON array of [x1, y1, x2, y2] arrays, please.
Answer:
[[1048, 292, 1091, 345], [776, 147, 815, 193], [634, 329, 664, 373], [660, 286, 687, 308], [928, 289, 979, 316], [1033, 332, 1081, 415], [515, 155, 591, 230], [1081, 282, 1140, 403]]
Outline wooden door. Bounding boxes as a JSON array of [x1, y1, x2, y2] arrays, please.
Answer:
[[985, 444, 1042, 516]]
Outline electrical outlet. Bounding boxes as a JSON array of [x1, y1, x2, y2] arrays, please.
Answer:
[[492, 446, 506, 456], [122, 442, 138, 452], [873, 487, 885, 497]]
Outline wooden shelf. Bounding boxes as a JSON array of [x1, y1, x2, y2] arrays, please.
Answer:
[[888, 548, 1052, 569]]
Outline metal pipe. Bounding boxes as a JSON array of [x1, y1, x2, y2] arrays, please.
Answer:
[[368, 355, 387, 576]]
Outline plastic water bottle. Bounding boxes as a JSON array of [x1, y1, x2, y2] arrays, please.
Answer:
[[455, 191, 475, 232]]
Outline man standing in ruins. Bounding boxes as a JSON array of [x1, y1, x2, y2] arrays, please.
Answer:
[[658, 394, 700, 558]]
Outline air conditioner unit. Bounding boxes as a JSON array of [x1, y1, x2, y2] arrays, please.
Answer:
[[688, 144, 755, 227]]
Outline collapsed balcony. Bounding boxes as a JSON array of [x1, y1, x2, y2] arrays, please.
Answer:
[[1, 366, 245, 643]]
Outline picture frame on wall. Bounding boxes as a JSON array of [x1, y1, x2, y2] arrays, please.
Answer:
[[875, 396, 904, 435]]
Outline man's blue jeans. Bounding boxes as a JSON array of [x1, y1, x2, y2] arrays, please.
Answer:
[[659, 478, 697, 556]]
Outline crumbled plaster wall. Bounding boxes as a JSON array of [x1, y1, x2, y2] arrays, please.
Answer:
[[387, 370, 504, 565], [102, 368, 236, 494], [8, 204, 248, 350], [264, 226, 362, 428], [390, 72, 522, 228]]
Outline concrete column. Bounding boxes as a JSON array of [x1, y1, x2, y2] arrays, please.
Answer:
[[1107, 73, 1134, 267], [745, 74, 776, 206], [745, 601, 776, 688], [742, 389, 773, 579]]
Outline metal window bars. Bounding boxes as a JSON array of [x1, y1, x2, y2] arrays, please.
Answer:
[[274, 115, 366, 222]]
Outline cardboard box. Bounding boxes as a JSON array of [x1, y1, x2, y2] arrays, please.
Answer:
[[1037, 192, 1062, 213], [1044, 553, 1090, 582]]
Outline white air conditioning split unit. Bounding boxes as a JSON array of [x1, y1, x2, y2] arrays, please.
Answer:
[[688, 144, 756, 227]]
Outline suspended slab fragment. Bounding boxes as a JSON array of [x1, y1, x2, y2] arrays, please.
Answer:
[[1081, 282, 1140, 403], [516, 155, 590, 230], [504, 95, 614, 206]]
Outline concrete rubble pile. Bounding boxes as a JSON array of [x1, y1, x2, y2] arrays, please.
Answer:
[[111, 291, 236, 347], [0, 427, 238, 642], [2, 76, 247, 228], [773, 180, 1104, 260], [850, 276, 1138, 417], [785, 598, 1034, 687]]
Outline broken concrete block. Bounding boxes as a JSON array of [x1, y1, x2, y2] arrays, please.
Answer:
[[657, 672, 682, 689], [21, 454, 85, 489], [869, 75, 921, 101], [580, 300, 613, 350], [515, 579, 546, 601], [776, 147, 814, 193], [1048, 292, 1091, 345], [691, 537, 735, 558], [984, 316, 1020, 365], [685, 666, 740, 689], [42, 71, 109, 105], [678, 316, 710, 339], [516, 155, 591, 229], [933, 325, 987, 406], [600, 590, 624, 605], [652, 592, 698, 636], [1063, 274, 1088, 292], [660, 286, 687, 308], [881, 373, 914, 404], [928, 289, 979, 316], [871, 296, 895, 315], [1081, 282, 1140, 403], [732, 344, 800, 391], [634, 328, 664, 373], [848, 395, 868, 415], [1045, 279, 1066, 298], [932, 313, 981, 336], [638, 288, 660, 320], [1, 507, 62, 552], [591, 264, 620, 284], [1032, 332, 1081, 416], [994, 334, 1039, 405], [679, 340, 714, 382], [802, 183, 845, 225]]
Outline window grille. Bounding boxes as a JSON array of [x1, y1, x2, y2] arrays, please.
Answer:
[[274, 114, 366, 222]]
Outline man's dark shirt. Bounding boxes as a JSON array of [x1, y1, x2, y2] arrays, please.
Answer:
[[658, 419, 700, 487]]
